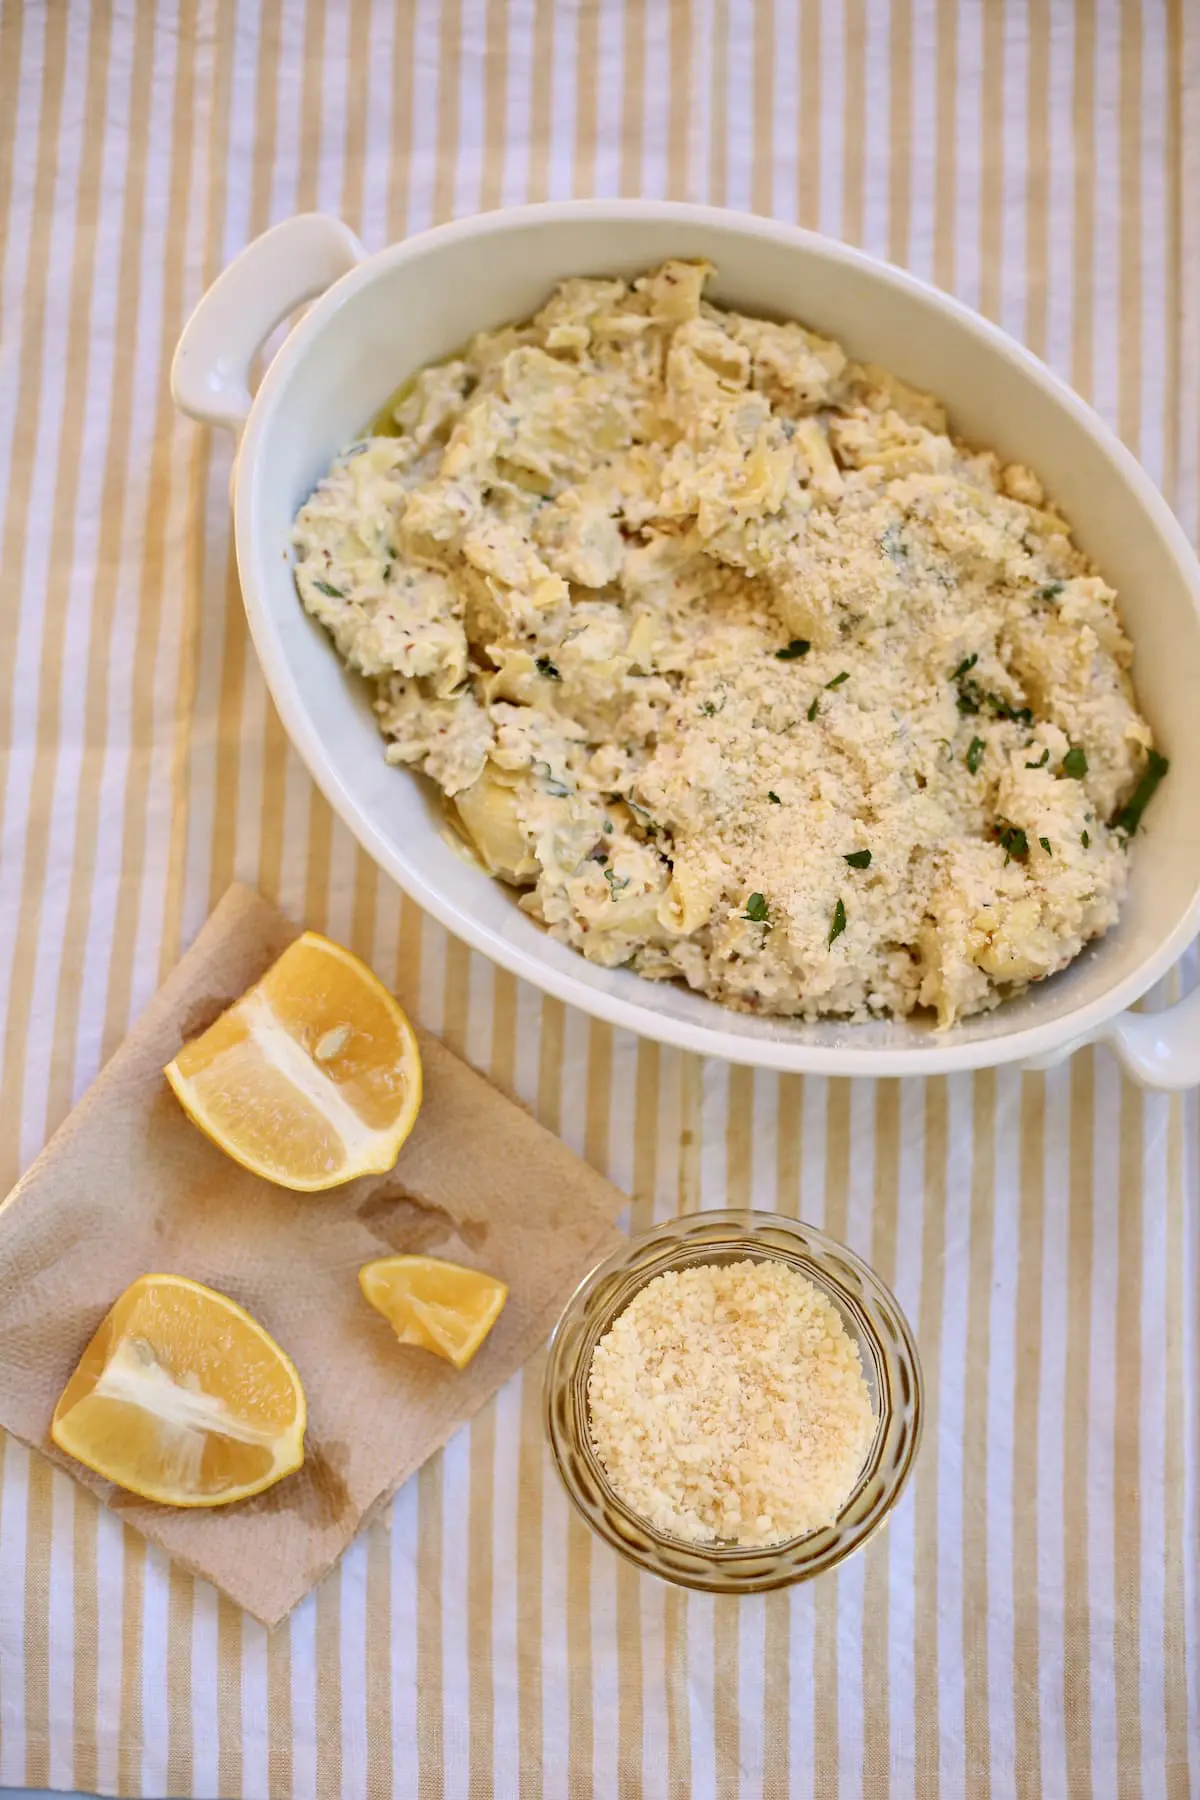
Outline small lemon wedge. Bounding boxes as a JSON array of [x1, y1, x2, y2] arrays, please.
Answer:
[[359, 1255, 508, 1370], [51, 1274, 306, 1508], [165, 931, 422, 1192]]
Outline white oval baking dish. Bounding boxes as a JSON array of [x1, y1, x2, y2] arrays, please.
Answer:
[[172, 203, 1200, 1086]]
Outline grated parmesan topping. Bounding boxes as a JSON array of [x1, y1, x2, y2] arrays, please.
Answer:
[[587, 1259, 877, 1546], [292, 261, 1160, 1026]]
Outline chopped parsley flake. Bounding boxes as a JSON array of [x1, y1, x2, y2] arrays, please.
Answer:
[[313, 578, 343, 599], [700, 700, 717, 716], [995, 821, 1029, 863], [532, 760, 570, 798], [536, 656, 560, 680], [768, 791, 782, 805], [604, 868, 631, 898], [626, 798, 658, 836], [966, 736, 985, 775], [950, 653, 979, 681], [843, 849, 872, 869], [986, 692, 1034, 725], [880, 522, 908, 565], [955, 677, 1033, 723], [828, 897, 847, 946], [382, 562, 393, 582], [1039, 836, 1052, 855], [826, 670, 850, 690], [807, 695, 820, 721], [775, 638, 811, 660], [1060, 746, 1088, 780], [1082, 830, 1090, 848], [1111, 749, 1168, 836], [1038, 582, 1065, 601], [1026, 747, 1050, 769], [743, 891, 770, 925]]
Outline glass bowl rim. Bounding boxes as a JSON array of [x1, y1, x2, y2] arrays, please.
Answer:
[[543, 1207, 924, 1593]]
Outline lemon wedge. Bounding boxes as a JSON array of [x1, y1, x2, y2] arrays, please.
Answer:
[[51, 1274, 306, 1507], [165, 930, 422, 1192], [359, 1255, 508, 1370]]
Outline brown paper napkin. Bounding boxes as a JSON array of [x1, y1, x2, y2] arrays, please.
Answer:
[[0, 885, 627, 1626]]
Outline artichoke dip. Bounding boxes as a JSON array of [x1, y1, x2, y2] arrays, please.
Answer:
[[292, 261, 1164, 1026]]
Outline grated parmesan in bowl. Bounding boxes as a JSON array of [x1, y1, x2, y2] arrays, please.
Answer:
[[587, 1259, 876, 1547], [544, 1209, 923, 1593]]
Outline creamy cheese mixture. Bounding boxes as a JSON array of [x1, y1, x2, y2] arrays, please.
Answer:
[[292, 261, 1162, 1026]]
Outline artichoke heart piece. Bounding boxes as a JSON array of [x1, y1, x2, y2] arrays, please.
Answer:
[[453, 770, 540, 885]]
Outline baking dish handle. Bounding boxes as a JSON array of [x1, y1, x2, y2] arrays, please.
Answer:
[[1092, 983, 1200, 1090], [171, 214, 365, 433], [1022, 981, 1200, 1089]]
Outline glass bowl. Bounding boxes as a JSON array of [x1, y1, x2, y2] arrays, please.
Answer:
[[543, 1208, 923, 1592]]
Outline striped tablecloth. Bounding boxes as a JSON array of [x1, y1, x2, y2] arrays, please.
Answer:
[[1, 2, 1197, 1794]]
